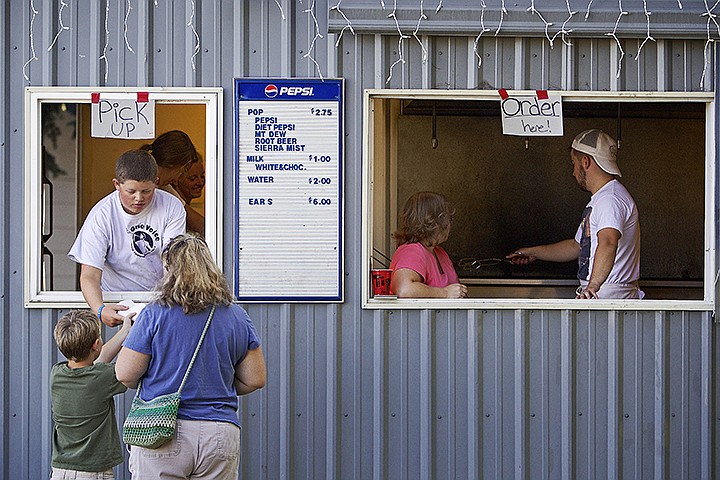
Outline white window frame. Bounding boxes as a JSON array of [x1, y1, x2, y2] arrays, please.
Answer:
[[362, 89, 716, 311], [24, 87, 223, 307]]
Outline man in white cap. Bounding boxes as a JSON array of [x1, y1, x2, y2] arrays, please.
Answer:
[[507, 129, 642, 299]]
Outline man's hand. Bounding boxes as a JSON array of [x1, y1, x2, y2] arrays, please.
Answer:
[[99, 303, 129, 327], [506, 250, 536, 265], [576, 286, 599, 299]]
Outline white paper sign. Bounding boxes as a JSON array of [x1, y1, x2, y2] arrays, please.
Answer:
[[500, 93, 563, 136], [91, 96, 155, 139]]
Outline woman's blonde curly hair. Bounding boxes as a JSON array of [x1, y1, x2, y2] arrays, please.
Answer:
[[392, 191, 454, 247], [156, 233, 235, 314]]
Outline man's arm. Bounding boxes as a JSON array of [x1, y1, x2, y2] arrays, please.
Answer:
[[95, 315, 133, 363], [79, 264, 127, 327], [507, 238, 581, 264], [234, 347, 267, 395], [577, 227, 620, 299]]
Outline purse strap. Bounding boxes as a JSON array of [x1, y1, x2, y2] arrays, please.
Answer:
[[134, 305, 216, 397], [177, 305, 215, 394]]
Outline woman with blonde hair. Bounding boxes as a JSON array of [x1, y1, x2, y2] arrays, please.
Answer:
[[141, 130, 205, 235], [116, 233, 266, 479], [390, 191, 467, 298]]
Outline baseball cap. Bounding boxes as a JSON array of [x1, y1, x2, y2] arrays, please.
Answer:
[[571, 129, 621, 177]]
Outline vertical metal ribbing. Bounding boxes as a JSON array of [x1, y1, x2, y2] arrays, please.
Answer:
[[561, 310, 573, 480], [373, 309, 385, 480], [467, 310, 480, 480], [447, 314, 456, 480], [633, 314, 643, 479], [541, 311, 549, 480], [325, 305, 337, 480], [233, 1, 244, 75], [420, 309, 432, 480], [279, 304, 291, 480], [327, 33, 337, 78], [421, 36, 430, 90], [513, 309, 525, 479], [306, 308, 316, 477], [656, 39, 666, 92], [561, 41, 572, 91], [682, 312, 689, 480], [40, 311, 54, 475], [89, 0, 102, 83], [700, 312, 711, 480], [653, 312, 666, 480], [610, 40, 619, 91], [587, 314, 596, 478], [493, 37, 500, 89], [374, 34, 384, 88], [607, 311, 619, 480], [401, 313, 408, 480], [494, 311, 503, 480], [514, 38, 523, 90], [467, 37, 478, 89], [280, 0, 291, 77], [136, 0, 149, 84]]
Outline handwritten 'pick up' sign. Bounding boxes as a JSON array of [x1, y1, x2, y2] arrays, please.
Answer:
[[499, 90, 563, 136], [90, 93, 155, 139]]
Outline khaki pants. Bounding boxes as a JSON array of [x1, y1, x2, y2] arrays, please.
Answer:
[[50, 468, 114, 479], [128, 419, 240, 479]]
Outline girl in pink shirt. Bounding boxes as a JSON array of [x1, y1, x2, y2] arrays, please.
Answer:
[[389, 192, 467, 298]]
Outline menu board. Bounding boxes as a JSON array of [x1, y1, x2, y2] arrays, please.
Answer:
[[234, 79, 343, 301]]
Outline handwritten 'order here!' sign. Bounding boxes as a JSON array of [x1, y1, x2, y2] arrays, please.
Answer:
[[90, 92, 155, 139], [499, 89, 563, 136]]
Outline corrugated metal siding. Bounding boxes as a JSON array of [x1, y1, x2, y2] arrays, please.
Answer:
[[1, 1, 717, 479]]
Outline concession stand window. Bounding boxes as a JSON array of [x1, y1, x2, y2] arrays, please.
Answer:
[[23, 87, 223, 307], [362, 90, 716, 310]]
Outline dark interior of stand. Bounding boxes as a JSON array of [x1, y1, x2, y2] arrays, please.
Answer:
[[389, 99, 706, 300]]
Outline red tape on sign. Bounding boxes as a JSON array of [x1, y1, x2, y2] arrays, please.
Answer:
[[498, 89, 509, 100], [536, 90, 548, 100], [137, 92, 149, 102], [91, 93, 100, 103]]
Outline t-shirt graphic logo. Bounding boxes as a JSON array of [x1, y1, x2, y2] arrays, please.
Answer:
[[131, 230, 156, 257]]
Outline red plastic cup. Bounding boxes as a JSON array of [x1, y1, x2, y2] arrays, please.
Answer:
[[371, 269, 393, 296]]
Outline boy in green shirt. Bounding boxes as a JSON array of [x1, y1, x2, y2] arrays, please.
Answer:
[[50, 310, 133, 479]]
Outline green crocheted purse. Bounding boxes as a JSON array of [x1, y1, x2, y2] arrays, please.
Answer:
[[122, 306, 215, 449]]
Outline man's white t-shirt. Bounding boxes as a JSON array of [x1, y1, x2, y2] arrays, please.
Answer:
[[68, 189, 186, 291], [574, 179, 640, 285]]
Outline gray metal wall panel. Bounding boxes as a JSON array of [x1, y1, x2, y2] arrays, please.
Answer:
[[2, 1, 719, 479]]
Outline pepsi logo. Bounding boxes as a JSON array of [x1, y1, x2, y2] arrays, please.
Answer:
[[264, 84, 278, 98]]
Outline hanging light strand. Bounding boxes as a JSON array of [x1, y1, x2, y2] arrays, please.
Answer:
[[303, 0, 325, 80], [123, 0, 135, 53], [22, 0, 40, 81], [330, 0, 355, 47], [386, 0, 409, 84], [413, 0, 429, 64], [47, 0, 70, 52], [605, 0, 628, 79]]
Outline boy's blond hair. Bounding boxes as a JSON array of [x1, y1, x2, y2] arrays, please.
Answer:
[[54, 310, 101, 361]]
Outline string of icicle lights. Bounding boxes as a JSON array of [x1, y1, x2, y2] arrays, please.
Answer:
[[23, 0, 719, 88]]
